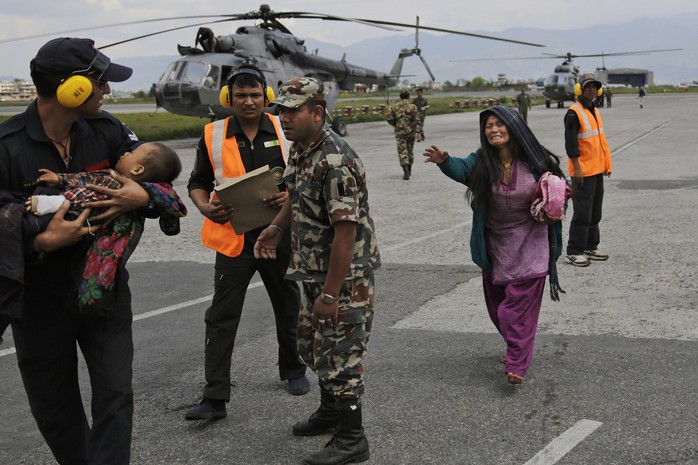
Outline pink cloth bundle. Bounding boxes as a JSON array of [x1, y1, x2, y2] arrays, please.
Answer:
[[530, 172, 572, 222]]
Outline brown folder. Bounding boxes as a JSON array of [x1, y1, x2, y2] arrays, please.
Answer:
[[214, 165, 280, 234]]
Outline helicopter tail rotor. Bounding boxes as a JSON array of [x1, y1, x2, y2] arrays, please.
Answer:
[[397, 16, 437, 82]]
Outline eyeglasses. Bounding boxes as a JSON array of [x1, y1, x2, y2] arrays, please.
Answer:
[[85, 75, 109, 91]]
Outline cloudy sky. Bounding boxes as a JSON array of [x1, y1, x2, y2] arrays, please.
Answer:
[[1, 0, 696, 80]]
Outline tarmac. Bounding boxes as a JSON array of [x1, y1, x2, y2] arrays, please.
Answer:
[[1, 93, 697, 465]]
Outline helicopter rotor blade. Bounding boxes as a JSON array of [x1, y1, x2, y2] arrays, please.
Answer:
[[418, 53, 436, 82], [98, 18, 240, 49], [0, 5, 544, 50], [0, 15, 254, 45], [452, 48, 682, 62], [450, 55, 561, 62], [0, 10, 400, 46], [334, 18, 545, 47]]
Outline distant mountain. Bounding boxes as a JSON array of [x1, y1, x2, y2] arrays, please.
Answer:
[[5, 17, 693, 91]]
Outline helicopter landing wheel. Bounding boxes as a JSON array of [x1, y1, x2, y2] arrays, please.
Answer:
[[557, 101, 564, 109], [545, 99, 551, 109], [331, 116, 348, 137]]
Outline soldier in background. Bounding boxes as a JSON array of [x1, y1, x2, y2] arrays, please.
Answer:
[[412, 87, 429, 140], [515, 86, 532, 123], [387, 90, 422, 180], [255, 77, 380, 465]]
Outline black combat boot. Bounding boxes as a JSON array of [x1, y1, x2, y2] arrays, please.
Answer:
[[408, 164, 412, 176], [402, 165, 410, 180], [293, 384, 338, 436], [302, 400, 369, 465]]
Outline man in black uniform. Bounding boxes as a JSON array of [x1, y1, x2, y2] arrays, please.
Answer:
[[0, 37, 150, 465], [185, 65, 309, 421]]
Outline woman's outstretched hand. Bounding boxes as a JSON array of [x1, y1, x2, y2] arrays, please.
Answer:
[[423, 145, 449, 165]]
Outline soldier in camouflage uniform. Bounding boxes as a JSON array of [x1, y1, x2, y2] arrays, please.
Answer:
[[412, 87, 428, 141], [254, 77, 380, 465], [387, 90, 422, 180], [516, 86, 532, 124]]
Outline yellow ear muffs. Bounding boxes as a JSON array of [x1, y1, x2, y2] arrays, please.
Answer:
[[219, 85, 231, 107], [265, 86, 275, 105], [56, 75, 93, 108], [219, 83, 273, 106], [575, 82, 604, 98]]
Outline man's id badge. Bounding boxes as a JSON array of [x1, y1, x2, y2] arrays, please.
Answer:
[[264, 140, 281, 148]]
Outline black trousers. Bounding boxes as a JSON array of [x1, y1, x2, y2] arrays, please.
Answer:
[[567, 173, 605, 255], [203, 236, 305, 401], [13, 257, 133, 465]]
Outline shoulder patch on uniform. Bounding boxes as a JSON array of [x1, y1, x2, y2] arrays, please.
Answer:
[[270, 166, 285, 185], [325, 153, 342, 166]]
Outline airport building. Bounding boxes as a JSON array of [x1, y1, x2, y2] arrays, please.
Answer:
[[0, 80, 37, 100], [596, 68, 653, 87]]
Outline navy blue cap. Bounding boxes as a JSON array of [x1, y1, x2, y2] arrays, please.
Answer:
[[31, 37, 132, 82]]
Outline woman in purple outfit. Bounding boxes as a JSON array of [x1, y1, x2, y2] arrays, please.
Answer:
[[423, 105, 567, 384]]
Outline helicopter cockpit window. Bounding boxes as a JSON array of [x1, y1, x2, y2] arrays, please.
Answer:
[[547, 75, 559, 85], [179, 62, 208, 85], [203, 66, 220, 89], [159, 63, 176, 84]]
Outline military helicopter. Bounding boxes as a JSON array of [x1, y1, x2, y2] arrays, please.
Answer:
[[452, 48, 681, 109], [120, 5, 547, 133], [1, 4, 545, 135], [539, 50, 678, 108]]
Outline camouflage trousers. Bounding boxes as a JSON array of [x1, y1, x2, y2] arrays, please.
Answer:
[[417, 115, 426, 138], [298, 272, 375, 402], [395, 133, 415, 166]]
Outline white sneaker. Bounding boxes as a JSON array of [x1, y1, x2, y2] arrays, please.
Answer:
[[565, 255, 590, 267], [584, 250, 609, 261]]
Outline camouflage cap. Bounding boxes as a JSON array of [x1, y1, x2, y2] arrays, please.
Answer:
[[274, 77, 326, 108]]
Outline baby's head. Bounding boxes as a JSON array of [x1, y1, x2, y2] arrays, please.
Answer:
[[115, 142, 182, 184]]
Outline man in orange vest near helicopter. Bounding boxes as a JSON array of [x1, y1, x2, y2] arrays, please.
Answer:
[[185, 65, 309, 420], [564, 73, 612, 267]]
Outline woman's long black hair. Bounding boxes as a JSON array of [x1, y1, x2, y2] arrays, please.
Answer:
[[466, 105, 568, 301]]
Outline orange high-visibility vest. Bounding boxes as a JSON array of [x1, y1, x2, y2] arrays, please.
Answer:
[[567, 101, 612, 177], [200, 113, 287, 257]]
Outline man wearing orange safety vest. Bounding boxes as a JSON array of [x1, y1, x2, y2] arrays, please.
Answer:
[[185, 65, 309, 421], [564, 73, 612, 267]]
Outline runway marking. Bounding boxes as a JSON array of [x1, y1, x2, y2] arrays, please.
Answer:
[[381, 220, 470, 253], [0, 281, 265, 359], [0, 347, 15, 358], [612, 116, 679, 156], [523, 419, 603, 465]]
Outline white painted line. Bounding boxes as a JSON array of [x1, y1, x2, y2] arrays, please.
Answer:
[[381, 220, 470, 253], [612, 117, 677, 156], [133, 295, 213, 321], [0, 347, 16, 357], [523, 419, 603, 465], [0, 281, 265, 359]]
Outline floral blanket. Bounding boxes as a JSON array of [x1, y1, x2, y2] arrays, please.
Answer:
[[73, 180, 187, 315]]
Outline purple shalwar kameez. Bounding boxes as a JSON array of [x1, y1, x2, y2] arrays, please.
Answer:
[[482, 160, 549, 377]]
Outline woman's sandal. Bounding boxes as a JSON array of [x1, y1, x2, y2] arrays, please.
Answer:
[[507, 372, 524, 385]]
